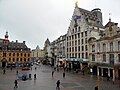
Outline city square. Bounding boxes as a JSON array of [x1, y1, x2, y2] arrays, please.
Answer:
[[0, 64, 120, 90], [0, 0, 120, 90]]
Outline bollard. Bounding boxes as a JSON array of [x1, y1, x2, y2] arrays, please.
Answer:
[[29, 74, 31, 78]]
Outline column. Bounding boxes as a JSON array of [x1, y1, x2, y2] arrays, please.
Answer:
[[101, 68, 103, 76], [113, 69, 115, 82], [108, 68, 110, 77], [97, 67, 99, 76]]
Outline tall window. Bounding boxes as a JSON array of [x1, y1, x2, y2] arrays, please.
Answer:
[[103, 54, 106, 62], [82, 39, 84, 44], [78, 40, 80, 45], [75, 34, 77, 39], [75, 47, 77, 51], [78, 53, 80, 58], [82, 46, 84, 51], [109, 54, 114, 64], [92, 54, 95, 61], [75, 40, 77, 45], [78, 33, 80, 38], [103, 44, 106, 52], [72, 47, 74, 52], [110, 42, 113, 51], [118, 54, 120, 62], [78, 46, 80, 51], [97, 43, 100, 52], [9, 53, 11, 56], [78, 26, 80, 31], [92, 45, 95, 52], [69, 36, 71, 40], [13, 53, 15, 56], [85, 45, 88, 51], [118, 41, 120, 51], [81, 32, 83, 37], [85, 31, 87, 36], [82, 53, 84, 58], [17, 53, 19, 56]]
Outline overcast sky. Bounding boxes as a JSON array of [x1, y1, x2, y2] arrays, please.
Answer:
[[0, 0, 120, 49]]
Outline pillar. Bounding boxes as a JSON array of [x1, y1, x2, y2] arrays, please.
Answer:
[[97, 67, 99, 76], [113, 69, 115, 82], [108, 68, 110, 77], [101, 68, 103, 76]]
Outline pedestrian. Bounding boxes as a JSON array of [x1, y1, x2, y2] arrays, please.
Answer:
[[14, 80, 18, 89], [16, 70, 18, 75], [35, 67, 37, 70], [34, 74, 37, 79], [63, 72, 65, 78], [52, 71, 54, 77], [3, 69, 6, 74], [56, 80, 60, 90]]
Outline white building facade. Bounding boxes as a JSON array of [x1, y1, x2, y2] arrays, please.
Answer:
[[65, 5, 104, 71]]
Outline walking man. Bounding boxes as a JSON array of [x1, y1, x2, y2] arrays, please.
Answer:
[[34, 74, 37, 80], [52, 71, 54, 77], [56, 80, 60, 90], [14, 80, 18, 89]]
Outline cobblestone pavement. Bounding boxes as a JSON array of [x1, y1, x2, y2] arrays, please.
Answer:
[[0, 64, 120, 90]]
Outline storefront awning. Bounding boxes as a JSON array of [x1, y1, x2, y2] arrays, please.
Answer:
[[64, 58, 89, 62]]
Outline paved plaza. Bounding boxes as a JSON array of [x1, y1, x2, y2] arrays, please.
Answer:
[[0, 64, 120, 90]]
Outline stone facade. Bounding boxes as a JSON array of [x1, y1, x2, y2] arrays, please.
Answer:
[[31, 45, 45, 61], [89, 20, 120, 80]]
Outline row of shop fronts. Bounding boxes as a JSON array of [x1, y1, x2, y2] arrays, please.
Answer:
[[0, 58, 32, 68], [55, 58, 120, 80], [57, 58, 89, 72], [90, 62, 120, 80]]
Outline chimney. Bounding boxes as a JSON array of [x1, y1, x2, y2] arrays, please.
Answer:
[[23, 41, 25, 44], [16, 40, 18, 43]]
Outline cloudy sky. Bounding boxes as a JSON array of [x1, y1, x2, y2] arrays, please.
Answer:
[[0, 0, 120, 49]]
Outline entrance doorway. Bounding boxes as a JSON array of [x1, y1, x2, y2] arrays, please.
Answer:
[[92, 66, 97, 75], [99, 68, 102, 76], [103, 68, 108, 77], [110, 69, 113, 78]]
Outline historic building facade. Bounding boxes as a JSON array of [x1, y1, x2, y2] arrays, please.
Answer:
[[65, 4, 104, 71], [0, 32, 31, 67], [89, 19, 120, 80], [31, 45, 45, 61]]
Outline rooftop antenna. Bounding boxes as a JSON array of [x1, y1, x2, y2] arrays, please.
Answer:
[[109, 13, 111, 22]]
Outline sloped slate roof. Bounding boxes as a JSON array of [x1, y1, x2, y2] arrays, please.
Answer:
[[78, 7, 103, 28]]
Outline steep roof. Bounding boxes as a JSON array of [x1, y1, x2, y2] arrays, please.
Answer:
[[78, 7, 103, 28]]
